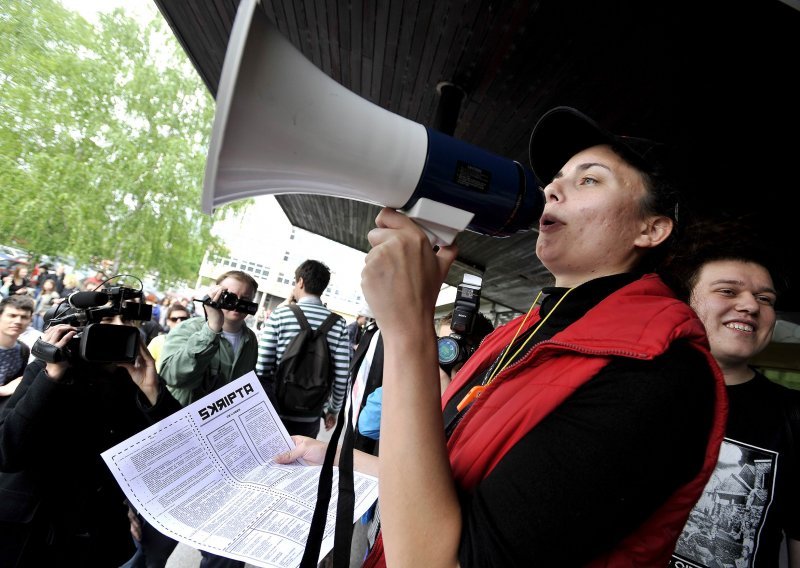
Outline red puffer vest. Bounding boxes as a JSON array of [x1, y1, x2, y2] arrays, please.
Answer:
[[363, 274, 727, 567]]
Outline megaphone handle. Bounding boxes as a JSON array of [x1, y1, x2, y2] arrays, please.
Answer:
[[414, 223, 459, 248], [401, 198, 475, 247]]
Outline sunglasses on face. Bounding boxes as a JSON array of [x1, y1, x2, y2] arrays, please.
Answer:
[[169, 316, 190, 322]]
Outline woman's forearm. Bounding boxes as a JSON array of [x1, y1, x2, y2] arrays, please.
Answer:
[[352, 447, 379, 477], [378, 329, 462, 568]]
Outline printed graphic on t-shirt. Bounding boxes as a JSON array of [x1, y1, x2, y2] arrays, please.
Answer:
[[670, 439, 777, 568]]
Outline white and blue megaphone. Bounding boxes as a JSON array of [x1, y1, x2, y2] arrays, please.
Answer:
[[203, 0, 543, 246]]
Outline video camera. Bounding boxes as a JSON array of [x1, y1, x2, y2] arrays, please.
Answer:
[[195, 291, 258, 315], [33, 284, 151, 364], [438, 273, 482, 374]]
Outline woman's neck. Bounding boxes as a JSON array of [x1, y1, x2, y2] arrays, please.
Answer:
[[553, 270, 635, 289]]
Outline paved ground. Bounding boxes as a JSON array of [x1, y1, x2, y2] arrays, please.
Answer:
[[165, 419, 334, 568]]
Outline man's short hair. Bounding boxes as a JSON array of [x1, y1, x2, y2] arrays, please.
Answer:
[[166, 303, 190, 319], [295, 260, 331, 296], [216, 270, 258, 297], [0, 295, 35, 317]]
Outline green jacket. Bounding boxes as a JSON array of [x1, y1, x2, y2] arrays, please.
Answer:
[[159, 316, 258, 406]]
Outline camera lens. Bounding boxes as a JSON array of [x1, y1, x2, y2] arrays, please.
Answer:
[[438, 336, 460, 365]]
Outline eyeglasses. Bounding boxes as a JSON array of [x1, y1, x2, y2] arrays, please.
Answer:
[[169, 316, 190, 322]]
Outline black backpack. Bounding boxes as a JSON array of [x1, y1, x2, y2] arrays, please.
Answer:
[[275, 304, 342, 417]]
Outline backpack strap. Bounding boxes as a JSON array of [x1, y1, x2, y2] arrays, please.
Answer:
[[316, 311, 341, 338], [288, 304, 340, 337], [288, 303, 311, 330]]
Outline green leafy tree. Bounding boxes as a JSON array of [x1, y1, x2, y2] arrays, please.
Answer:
[[0, 0, 242, 288]]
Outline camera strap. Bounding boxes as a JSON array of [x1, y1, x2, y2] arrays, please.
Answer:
[[299, 344, 356, 568]]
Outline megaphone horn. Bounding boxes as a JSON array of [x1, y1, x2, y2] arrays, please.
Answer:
[[204, 0, 543, 246]]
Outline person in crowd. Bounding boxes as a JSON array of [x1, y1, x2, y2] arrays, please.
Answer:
[[256, 259, 350, 438], [663, 223, 800, 567], [347, 312, 368, 352], [60, 272, 80, 298], [82, 270, 107, 290], [32, 277, 60, 331], [0, 304, 181, 567], [276, 106, 727, 566], [147, 303, 192, 372], [154, 297, 166, 327], [254, 307, 270, 331], [0, 295, 35, 406], [32, 263, 59, 291], [2, 265, 31, 297], [148, 295, 162, 330], [52, 264, 67, 294], [159, 270, 259, 406]]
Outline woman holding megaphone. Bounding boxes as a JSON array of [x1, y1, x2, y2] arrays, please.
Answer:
[[276, 107, 727, 567]]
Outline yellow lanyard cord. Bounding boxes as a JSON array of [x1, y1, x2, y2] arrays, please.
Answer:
[[456, 286, 575, 411], [484, 290, 543, 384]]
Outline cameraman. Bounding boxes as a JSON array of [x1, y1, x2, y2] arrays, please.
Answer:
[[0, 316, 182, 567], [159, 270, 259, 406]]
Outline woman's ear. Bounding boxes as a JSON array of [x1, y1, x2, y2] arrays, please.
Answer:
[[634, 215, 673, 249]]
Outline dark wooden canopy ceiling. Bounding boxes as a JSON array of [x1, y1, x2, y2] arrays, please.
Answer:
[[154, 0, 800, 313]]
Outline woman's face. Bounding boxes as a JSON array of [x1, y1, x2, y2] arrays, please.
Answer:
[[536, 144, 669, 287]]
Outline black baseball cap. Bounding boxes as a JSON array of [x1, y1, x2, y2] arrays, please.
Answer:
[[528, 106, 673, 188]]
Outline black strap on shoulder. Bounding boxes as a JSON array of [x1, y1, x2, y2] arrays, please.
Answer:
[[317, 311, 341, 337], [288, 303, 310, 330], [289, 304, 341, 338]]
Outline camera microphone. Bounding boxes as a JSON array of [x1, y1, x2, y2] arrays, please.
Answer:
[[68, 291, 110, 309]]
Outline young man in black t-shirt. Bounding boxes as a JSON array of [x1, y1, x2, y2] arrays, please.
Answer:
[[668, 243, 800, 567]]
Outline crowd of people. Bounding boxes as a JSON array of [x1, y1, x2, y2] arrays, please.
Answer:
[[0, 106, 797, 568]]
